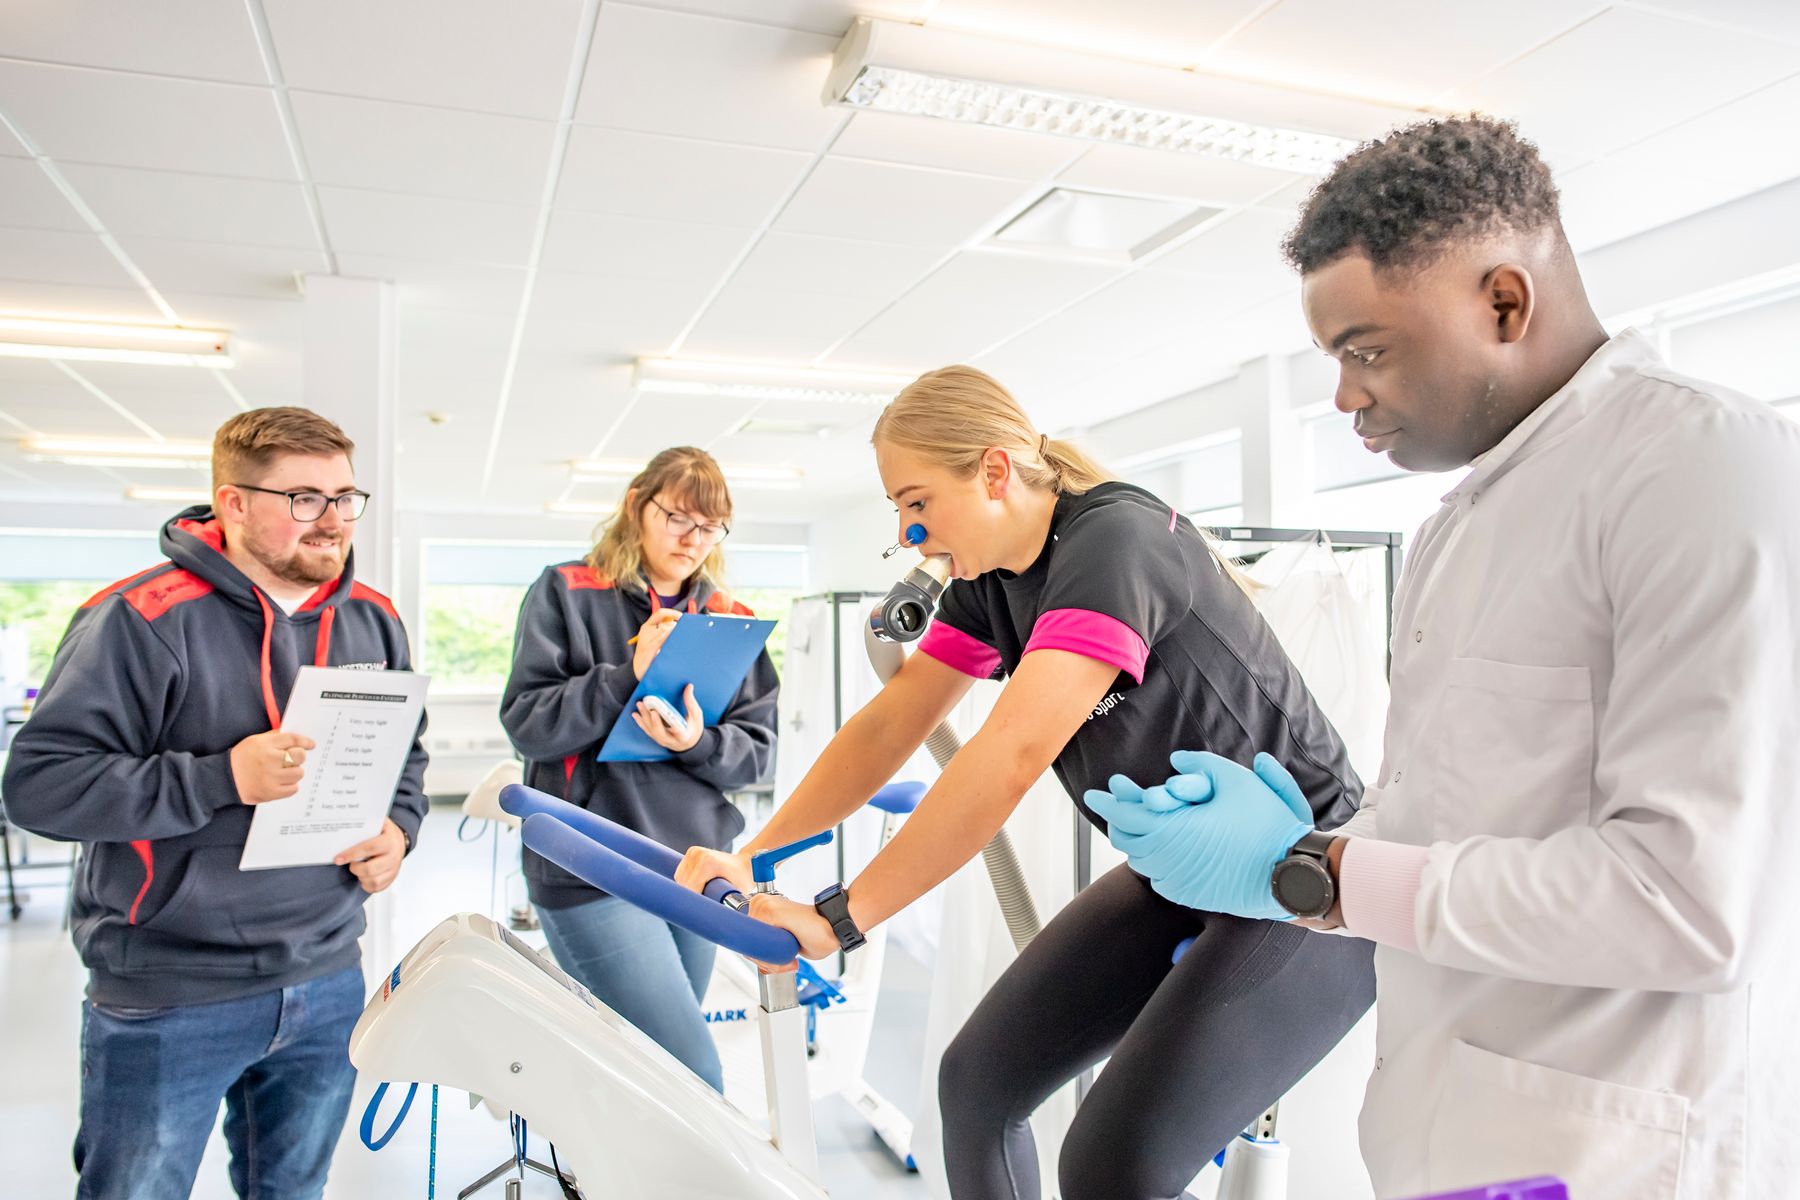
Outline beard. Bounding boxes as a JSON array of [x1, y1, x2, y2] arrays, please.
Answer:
[[244, 525, 348, 588]]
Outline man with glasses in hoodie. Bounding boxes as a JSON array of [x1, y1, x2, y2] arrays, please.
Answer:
[[3, 407, 429, 1200]]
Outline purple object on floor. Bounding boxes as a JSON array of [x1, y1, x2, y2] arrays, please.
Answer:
[[1406, 1178, 1568, 1200]]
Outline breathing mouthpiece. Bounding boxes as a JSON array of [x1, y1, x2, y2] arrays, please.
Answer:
[[868, 552, 951, 644]]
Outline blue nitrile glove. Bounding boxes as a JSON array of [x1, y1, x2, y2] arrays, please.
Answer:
[[1084, 751, 1315, 920]]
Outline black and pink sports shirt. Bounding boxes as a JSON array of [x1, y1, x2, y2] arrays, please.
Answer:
[[920, 481, 1362, 835]]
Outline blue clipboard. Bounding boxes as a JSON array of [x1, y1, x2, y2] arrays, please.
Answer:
[[597, 613, 776, 763]]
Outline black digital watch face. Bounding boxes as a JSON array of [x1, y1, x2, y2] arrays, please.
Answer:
[[1275, 860, 1332, 916]]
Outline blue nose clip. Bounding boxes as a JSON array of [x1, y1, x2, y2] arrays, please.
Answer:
[[883, 523, 928, 559]]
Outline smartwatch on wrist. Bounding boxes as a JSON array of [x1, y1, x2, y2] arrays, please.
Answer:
[[1270, 830, 1337, 920], [812, 882, 866, 953]]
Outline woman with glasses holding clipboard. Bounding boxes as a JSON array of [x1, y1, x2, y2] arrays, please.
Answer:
[[500, 446, 779, 1090]]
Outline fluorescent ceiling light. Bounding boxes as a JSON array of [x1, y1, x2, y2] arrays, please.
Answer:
[[0, 315, 233, 369], [633, 357, 911, 405], [22, 435, 211, 471], [126, 486, 211, 504], [545, 501, 617, 517], [570, 458, 805, 489], [825, 18, 1384, 176]]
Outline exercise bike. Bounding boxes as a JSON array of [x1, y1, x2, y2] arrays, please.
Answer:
[[350, 781, 873, 1198]]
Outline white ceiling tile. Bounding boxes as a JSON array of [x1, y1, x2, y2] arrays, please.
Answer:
[[1574, 71, 1800, 207], [0, 61, 295, 180], [315, 186, 537, 264], [979, 268, 1268, 384], [607, 394, 752, 458], [116, 237, 326, 300], [56, 162, 319, 249], [732, 232, 939, 298], [832, 111, 1082, 179], [263, 0, 584, 119], [0, 156, 87, 231], [682, 284, 889, 359], [1148, 208, 1300, 294], [615, 0, 931, 36], [0, 0, 268, 84], [291, 92, 557, 206], [1055, 144, 1304, 207], [1204, 0, 1598, 107], [928, 0, 1270, 67], [0, 227, 136, 288], [1556, 157, 1758, 252], [774, 157, 1036, 247], [837, 249, 1122, 364], [1630, 0, 1800, 43], [521, 283, 706, 359], [1443, 7, 1800, 161], [336, 254, 526, 316], [0, 279, 162, 321], [555, 127, 810, 225], [540, 210, 752, 282], [575, 5, 844, 151]]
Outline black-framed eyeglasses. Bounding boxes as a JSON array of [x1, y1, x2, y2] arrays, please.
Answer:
[[232, 484, 371, 523], [648, 496, 729, 545]]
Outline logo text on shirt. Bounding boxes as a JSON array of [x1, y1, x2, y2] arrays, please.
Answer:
[[1088, 692, 1124, 721]]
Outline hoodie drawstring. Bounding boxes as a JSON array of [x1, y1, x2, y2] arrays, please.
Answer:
[[254, 591, 337, 729]]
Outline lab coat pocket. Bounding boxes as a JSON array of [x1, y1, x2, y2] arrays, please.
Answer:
[[1433, 658, 1593, 842], [1427, 1038, 1687, 1198]]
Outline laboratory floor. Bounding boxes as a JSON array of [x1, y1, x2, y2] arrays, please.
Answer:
[[0, 800, 932, 1199]]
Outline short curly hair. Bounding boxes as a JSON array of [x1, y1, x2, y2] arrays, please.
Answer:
[[1282, 115, 1563, 275]]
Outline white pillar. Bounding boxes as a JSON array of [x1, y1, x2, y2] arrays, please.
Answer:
[[301, 273, 398, 593], [1237, 354, 1310, 527]]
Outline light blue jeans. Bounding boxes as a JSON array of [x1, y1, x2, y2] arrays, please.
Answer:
[[536, 895, 723, 1091], [74, 964, 364, 1200]]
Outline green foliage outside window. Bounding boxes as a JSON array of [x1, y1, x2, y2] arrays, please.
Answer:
[[420, 583, 799, 692], [0, 581, 99, 686]]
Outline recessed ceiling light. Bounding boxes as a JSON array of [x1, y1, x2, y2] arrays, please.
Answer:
[[569, 458, 804, 489], [126, 486, 211, 504], [0, 315, 233, 369], [633, 358, 911, 404], [545, 501, 617, 517], [22, 435, 211, 470]]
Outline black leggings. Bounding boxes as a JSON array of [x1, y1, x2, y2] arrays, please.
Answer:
[[939, 864, 1376, 1200]]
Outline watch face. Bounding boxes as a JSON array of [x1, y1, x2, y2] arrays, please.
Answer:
[[1274, 859, 1332, 918]]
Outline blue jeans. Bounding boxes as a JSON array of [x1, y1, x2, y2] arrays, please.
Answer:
[[536, 895, 723, 1091], [74, 964, 365, 1200]]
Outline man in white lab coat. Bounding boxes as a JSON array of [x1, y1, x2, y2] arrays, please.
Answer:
[[1086, 115, 1800, 1199]]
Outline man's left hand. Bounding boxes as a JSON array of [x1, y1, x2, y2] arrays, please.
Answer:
[[1085, 751, 1314, 920], [334, 818, 408, 894]]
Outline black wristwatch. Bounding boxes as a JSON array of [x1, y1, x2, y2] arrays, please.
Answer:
[[1270, 830, 1337, 919], [813, 883, 866, 953]]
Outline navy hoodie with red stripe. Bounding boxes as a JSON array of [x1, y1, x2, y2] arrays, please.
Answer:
[[1, 506, 429, 1007], [500, 563, 777, 909]]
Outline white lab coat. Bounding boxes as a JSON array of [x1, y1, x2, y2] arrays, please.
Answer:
[[1335, 330, 1800, 1199]]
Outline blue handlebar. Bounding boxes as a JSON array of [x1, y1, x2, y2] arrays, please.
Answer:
[[520, 813, 801, 964], [502, 784, 741, 906]]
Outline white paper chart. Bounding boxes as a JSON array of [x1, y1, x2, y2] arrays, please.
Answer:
[[239, 666, 430, 871]]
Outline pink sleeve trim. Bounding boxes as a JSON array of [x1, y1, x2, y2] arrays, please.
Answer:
[[918, 621, 1002, 679], [1339, 838, 1428, 953], [1022, 608, 1150, 684]]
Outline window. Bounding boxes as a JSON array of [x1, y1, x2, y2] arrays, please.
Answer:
[[0, 529, 160, 692], [421, 541, 585, 693], [419, 540, 809, 692]]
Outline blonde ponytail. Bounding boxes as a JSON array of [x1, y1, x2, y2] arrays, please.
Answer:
[[872, 365, 1110, 496]]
